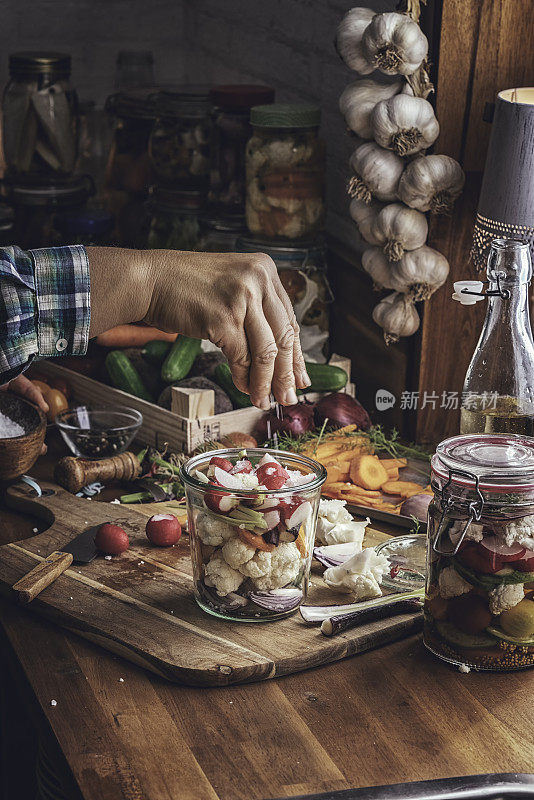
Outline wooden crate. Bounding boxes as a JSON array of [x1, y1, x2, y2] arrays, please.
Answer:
[[38, 355, 353, 454]]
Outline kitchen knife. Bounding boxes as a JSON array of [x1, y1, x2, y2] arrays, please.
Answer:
[[12, 525, 98, 603]]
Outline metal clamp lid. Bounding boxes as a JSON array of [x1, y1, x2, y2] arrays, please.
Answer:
[[431, 468, 485, 556]]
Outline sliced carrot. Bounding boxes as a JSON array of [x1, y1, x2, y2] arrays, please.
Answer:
[[295, 525, 307, 557], [381, 480, 423, 497], [385, 466, 399, 480], [379, 457, 408, 469], [350, 454, 389, 490], [238, 529, 274, 552], [325, 464, 350, 485]]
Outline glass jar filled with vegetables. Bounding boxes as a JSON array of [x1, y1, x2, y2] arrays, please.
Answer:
[[149, 86, 212, 190], [425, 433, 534, 671], [181, 448, 326, 622], [104, 87, 157, 196], [146, 185, 204, 251], [236, 235, 332, 362], [209, 84, 274, 220], [198, 216, 247, 253], [245, 104, 325, 240], [3, 52, 78, 178]]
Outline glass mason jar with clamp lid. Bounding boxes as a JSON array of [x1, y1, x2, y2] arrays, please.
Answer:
[[455, 238, 534, 436], [425, 433, 534, 671], [146, 185, 204, 251], [245, 104, 325, 240], [148, 86, 212, 190], [3, 52, 78, 178], [235, 235, 332, 362]]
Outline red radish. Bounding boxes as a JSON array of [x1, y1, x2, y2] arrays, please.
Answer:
[[255, 497, 281, 511], [146, 514, 181, 547], [231, 459, 253, 475], [95, 523, 129, 555], [213, 466, 243, 490], [458, 542, 503, 574], [511, 550, 534, 573], [205, 490, 239, 514], [281, 499, 312, 530], [258, 453, 280, 467], [480, 536, 526, 562], [208, 456, 233, 476], [256, 462, 289, 490], [262, 509, 281, 530]]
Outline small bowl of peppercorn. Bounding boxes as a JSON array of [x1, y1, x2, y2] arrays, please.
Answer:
[[55, 406, 143, 459]]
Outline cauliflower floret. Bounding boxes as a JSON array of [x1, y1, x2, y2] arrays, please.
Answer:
[[438, 566, 472, 599], [238, 472, 259, 490], [503, 516, 534, 550], [239, 549, 272, 578], [323, 547, 388, 600], [196, 512, 236, 546], [221, 536, 256, 569], [316, 499, 354, 543], [204, 555, 244, 596], [449, 521, 484, 547], [252, 542, 301, 590], [488, 583, 524, 615], [322, 520, 369, 548]]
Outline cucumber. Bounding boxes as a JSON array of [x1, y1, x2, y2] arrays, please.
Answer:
[[454, 560, 534, 588], [435, 621, 497, 649], [300, 362, 347, 394], [214, 362, 252, 408], [142, 340, 171, 367], [486, 626, 534, 647], [105, 351, 155, 402], [161, 336, 202, 384]]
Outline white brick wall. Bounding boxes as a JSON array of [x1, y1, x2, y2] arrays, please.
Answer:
[[1, 0, 396, 247]]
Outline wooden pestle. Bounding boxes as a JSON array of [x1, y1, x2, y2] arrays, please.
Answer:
[[54, 451, 141, 494]]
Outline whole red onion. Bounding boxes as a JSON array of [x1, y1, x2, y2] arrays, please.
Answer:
[[256, 402, 315, 441], [314, 393, 371, 431]]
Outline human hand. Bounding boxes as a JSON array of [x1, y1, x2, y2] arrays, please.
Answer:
[[1, 374, 48, 454], [144, 251, 311, 409]]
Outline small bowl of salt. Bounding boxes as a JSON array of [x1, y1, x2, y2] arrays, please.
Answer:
[[0, 392, 46, 480]]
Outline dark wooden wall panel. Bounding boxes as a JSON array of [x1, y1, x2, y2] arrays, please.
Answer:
[[417, 0, 534, 446]]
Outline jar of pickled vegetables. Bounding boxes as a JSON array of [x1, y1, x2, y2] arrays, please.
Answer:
[[198, 216, 247, 253], [181, 448, 326, 621], [210, 84, 274, 219], [235, 235, 332, 362], [149, 86, 212, 190], [146, 185, 204, 251], [3, 52, 78, 178], [425, 433, 534, 671], [245, 104, 325, 240]]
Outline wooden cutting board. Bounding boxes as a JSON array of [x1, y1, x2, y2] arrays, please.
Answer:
[[0, 480, 422, 686]]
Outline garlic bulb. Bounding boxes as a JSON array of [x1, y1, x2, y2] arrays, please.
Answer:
[[349, 198, 383, 245], [348, 142, 404, 204], [398, 154, 465, 213], [371, 202, 428, 261], [362, 247, 400, 290], [372, 292, 420, 344], [372, 95, 439, 157], [336, 8, 375, 73], [339, 78, 402, 139], [362, 12, 428, 76], [390, 245, 450, 301]]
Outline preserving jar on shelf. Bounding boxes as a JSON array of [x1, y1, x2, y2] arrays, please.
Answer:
[[235, 235, 332, 362], [425, 433, 534, 671], [149, 86, 212, 190], [209, 84, 274, 219], [198, 216, 247, 252], [54, 208, 114, 246], [146, 185, 204, 251], [104, 87, 157, 196], [245, 104, 325, 240], [2, 174, 93, 249], [3, 52, 78, 178], [181, 448, 326, 622]]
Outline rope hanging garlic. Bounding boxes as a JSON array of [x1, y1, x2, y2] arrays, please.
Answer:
[[336, 0, 465, 344]]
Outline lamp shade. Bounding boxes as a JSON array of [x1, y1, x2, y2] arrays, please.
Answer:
[[472, 88, 534, 269]]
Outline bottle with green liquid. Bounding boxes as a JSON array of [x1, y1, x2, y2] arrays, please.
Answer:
[[460, 238, 534, 436]]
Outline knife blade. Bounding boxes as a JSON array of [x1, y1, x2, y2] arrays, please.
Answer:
[[13, 524, 99, 603]]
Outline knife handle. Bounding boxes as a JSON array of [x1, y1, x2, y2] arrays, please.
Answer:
[[13, 551, 74, 603]]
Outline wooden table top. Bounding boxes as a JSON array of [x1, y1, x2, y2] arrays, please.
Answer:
[[1, 438, 533, 800]]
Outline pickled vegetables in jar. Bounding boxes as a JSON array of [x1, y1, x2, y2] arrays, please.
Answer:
[[245, 104, 325, 240], [424, 434, 534, 671]]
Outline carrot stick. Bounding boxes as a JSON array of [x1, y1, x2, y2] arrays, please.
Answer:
[[96, 325, 178, 348]]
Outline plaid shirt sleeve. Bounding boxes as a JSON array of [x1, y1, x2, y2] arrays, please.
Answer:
[[0, 245, 91, 384]]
